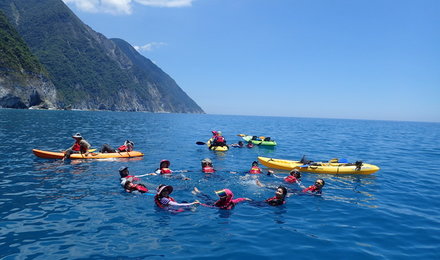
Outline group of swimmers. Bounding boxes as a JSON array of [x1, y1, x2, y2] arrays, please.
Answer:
[[118, 158, 326, 211]]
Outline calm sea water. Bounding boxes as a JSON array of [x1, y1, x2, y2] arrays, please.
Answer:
[[1, 109, 439, 259]]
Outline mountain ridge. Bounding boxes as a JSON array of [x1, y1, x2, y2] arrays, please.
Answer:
[[0, 0, 204, 113]]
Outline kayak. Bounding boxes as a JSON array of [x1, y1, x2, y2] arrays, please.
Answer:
[[258, 156, 380, 174], [206, 139, 229, 151], [33, 149, 144, 159], [239, 134, 277, 146]]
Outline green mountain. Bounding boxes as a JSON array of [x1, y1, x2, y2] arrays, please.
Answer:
[[0, 9, 57, 108], [0, 0, 204, 113]]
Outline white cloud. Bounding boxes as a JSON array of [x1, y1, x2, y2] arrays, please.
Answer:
[[134, 0, 194, 7], [133, 42, 167, 52], [63, 0, 195, 14]]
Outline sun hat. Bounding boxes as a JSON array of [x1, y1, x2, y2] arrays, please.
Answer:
[[156, 184, 173, 195], [72, 133, 82, 138]]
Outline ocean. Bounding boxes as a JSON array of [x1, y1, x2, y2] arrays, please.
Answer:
[[1, 109, 439, 259]]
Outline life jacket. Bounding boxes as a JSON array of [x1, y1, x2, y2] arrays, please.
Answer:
[[265, 196, 285, 206], [202, 166, 215, 173], [118, 145, 127, 152], [303, 185, 321, 193], [284, 175, 298, 183], [215, 136, 225, 143], [122, 175, 140, 182], [72, 142, 81, 151], [249, 166, 262, 174], [132, 184, 148, 193], [160, 168, 172, 174], [154, 195, 176, 208]]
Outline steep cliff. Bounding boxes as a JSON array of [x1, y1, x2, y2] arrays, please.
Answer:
[[0, 10, 57, 109], [0, 0, 204, 113]]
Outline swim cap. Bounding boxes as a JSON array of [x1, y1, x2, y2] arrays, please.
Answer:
[[119, 166, 128, 172]]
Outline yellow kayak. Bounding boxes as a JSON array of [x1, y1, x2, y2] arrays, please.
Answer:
[[206, 139, 229, 151], [258, 156, 380, 174], [33, 149, 144, 159]]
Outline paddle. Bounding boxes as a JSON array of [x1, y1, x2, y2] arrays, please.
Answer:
[[237, 134, 246, 137], [196, 141, 206, 145]]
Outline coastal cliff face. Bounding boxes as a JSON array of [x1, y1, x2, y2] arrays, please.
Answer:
[[0, 10, 57, 109], [0, 0, 204, 113]]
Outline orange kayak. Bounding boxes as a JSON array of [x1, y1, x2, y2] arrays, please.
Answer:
[[32, 149, 144, 159]]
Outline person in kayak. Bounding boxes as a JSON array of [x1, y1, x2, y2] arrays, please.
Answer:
[[201, 158, 215, 173], [264, 186, 288, 206], [192, 187, 250, 210], [249, 161, 262, 174], [63, 133, 91, 160], [210, 131, 227, 147], [303, 179, 325, 194], [123, 180, 148, 193], [154, 184, 200, 209], [100, 140, 134, 153]]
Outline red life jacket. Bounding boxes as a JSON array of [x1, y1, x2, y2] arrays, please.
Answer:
[[133, 184, 148, 193], [284, 175, 298, 183], [160, 168, 172, 174], [303, 185, 319, 193], [72, 142, 81, 151], [265, 196, 285, 206], [118, 145, 127, 151], [249, 166, 262, 174], [202, 166, 215, 173], [215, 136, 225, 143], [154, 195, 176, 208]]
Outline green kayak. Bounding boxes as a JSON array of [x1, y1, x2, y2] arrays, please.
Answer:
[[238, 134, 277, 146]]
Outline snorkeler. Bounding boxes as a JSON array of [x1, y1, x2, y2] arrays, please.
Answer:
[[303, 179, 325, 194], [154, 184, 199, 209]]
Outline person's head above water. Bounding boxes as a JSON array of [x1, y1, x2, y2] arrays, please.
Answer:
[[290, 169, 301, 178], [156, 184, 173, 197], [276, 186, 288, 199], [215, 189, 233, 199], [252, 161, 259, 167], [315, 179, 325, 188], [119, 166, 129, 178], [160, 160, 170, 169]]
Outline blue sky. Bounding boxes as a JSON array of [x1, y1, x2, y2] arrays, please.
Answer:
[[63, 0, 439, 122]]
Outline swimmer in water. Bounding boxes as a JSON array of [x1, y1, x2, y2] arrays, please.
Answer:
[[154, 184, 200, 209], [303, 179, 325, 194]]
